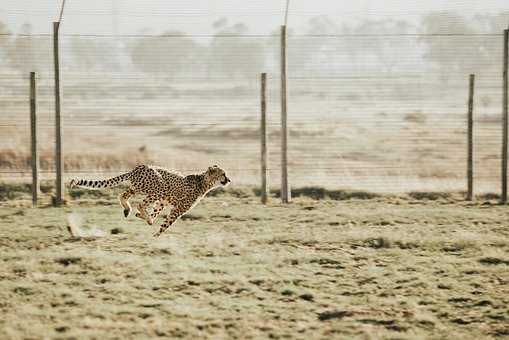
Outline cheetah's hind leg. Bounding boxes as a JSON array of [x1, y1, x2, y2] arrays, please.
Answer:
[[149, 200, 166, 224], [135, 195, 158, 225], [119, 188, 136, 218]]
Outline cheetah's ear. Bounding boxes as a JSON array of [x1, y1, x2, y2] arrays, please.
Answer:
[[213, 165, 218, 168]]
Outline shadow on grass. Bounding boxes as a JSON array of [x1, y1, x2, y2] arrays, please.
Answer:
[[408, 191, 453, 201], [253, 187, 382, 201]]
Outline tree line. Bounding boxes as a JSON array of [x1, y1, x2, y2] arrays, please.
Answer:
[[0, 12, 507, 78]]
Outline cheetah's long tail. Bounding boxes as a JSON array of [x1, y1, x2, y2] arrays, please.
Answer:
[[69, 172, 130, 190]]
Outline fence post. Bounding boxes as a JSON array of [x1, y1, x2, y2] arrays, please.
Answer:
[[53, 21, 63, 206], [467, 74, 475, 201], [502, 29, 508, 204], [280, 25, 291, 203], [30, 72, 39, 206], [260, 73, 268, 204]]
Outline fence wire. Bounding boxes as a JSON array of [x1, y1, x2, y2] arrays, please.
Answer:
[[0, 22, 507, 193]]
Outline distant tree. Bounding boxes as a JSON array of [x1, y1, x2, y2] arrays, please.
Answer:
[[0, 20, 11, 69], [5, 23, 52, 73], [473, 11, 509, 32], [420, 12, 472, 76], [128, 30, 203, 76], [69, 36, 122, 71], [419, 11, 501, 80], [212, 18, 228, 30], [350, 19, 415, 73], [281, 16, 416, 76], [287, 16, 340, 76], [0, 21, 8, 33], [207, 19, 265, 78]]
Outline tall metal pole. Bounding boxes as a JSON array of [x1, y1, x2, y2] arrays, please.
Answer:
[[280, 25, 290, 203], [30, 72, 39, 206], [467, 74, 475, 201], [260, 73, 269, 204], [53, 21, 63, 205], [502, 29, 508, 204]]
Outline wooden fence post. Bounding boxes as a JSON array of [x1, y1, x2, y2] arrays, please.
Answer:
[[260, 73, 268, 204], [280, 25, 291, 203], [53, 21, 63, 206], [502, 29, 508, 204], [467, 74, 475, 201], [30, 72, 39, 206]]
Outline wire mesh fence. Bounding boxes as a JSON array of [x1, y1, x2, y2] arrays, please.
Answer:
[[0, 21, 506, 194]]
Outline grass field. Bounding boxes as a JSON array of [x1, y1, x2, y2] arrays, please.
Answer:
[[0, 186, 508, 339]]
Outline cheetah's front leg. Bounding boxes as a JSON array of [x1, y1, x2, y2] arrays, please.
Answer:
[[153, 209, 184, 237]]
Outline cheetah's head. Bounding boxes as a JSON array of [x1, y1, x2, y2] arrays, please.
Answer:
[[206, 165, 231, 187]]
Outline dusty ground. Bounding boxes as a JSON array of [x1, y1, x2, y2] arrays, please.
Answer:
[[0, 187, 508, 339]]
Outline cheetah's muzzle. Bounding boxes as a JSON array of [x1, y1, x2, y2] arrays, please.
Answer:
[[221, 177, 231, 185]]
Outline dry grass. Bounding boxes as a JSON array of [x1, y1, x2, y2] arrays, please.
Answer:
[[0, 147, 154, 171], [0, 105, 501, 192], [0, 186, 508, 339]]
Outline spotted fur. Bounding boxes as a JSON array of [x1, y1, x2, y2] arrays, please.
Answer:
[[69, 164, 231, 236]]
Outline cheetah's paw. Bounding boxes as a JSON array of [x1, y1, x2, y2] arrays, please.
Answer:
[[69, 179, 77, 189]]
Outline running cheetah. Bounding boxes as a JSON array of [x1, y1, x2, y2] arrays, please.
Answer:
[[69, 164, 231, 236]]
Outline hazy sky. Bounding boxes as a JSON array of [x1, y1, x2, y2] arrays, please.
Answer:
[[0, 0, 508, 34]]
